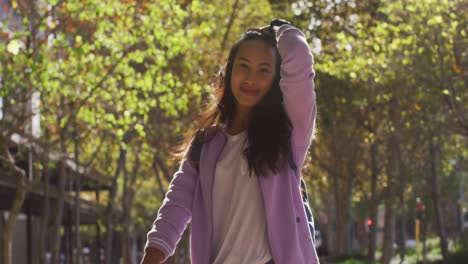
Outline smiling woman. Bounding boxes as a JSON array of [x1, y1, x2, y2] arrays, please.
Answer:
[[194, 26, 293, 177], [231, 40, 277, 109], [142, 18, 318, 264]]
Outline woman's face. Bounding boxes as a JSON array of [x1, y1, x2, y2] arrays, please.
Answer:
[[230, 40, 277, 111]]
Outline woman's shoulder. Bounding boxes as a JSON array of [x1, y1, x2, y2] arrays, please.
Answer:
[[197, 124, 225, 144]]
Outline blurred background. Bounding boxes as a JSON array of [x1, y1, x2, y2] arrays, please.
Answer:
[[0, 0, 467, 263]]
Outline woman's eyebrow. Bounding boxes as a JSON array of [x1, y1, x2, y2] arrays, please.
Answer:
[[239, 57, 272, 66]]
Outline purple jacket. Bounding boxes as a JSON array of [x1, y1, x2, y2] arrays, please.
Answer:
[[146, 24, 319, 264]]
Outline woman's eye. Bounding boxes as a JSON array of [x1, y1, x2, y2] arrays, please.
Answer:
[[260, 68, 270, 73], [239, 63, 248, 68]]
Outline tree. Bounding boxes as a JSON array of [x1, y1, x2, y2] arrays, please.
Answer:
[[294, 0, 466, 261]]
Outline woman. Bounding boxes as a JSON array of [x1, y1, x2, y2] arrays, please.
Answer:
[[142, 18, 319, 264]]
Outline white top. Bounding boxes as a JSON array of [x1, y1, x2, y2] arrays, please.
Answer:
[[210, 131, 272, 264]]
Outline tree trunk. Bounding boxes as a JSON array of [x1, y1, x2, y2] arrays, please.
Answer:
[[331, 169, 341, 257], [340, 181, 352, 255], [397, 145, 407, 264], [105, 146, 127, 264], [51, 162, 66, 264], [429, 135, 449, 263], [51, 127, 68, 264], [381, 200, 395, 264], [122, 188, 137, 264], [397, 195, 407, 264], [381, 126, 398, 263], [332, 170, 352, 256], [329, 135, 352, 257], [457, 167, 465, 245], [381, 96, 403, 264], [73, 115, 82, 264], [39, 153, 51, 264], [422, 216, 428, 264], [0, 146, 28, 264], [219, 0, 240, 58], [325, 192, 336, 255], [0, 212, 4, 260], [152, 156, 167, 200], [1, 174, 27, 264], [367, 142, 379, 261], [123, 146, 141, 264], [122, 162, 130, 264]]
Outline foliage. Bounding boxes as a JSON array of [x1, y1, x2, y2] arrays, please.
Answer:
[[1, 0, 467, 262], [291, 0, 467, 258]]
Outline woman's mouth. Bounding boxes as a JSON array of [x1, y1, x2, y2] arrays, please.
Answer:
[[240, 86, 260, 96]]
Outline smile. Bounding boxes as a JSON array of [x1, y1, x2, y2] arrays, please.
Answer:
[[240, 86, 260, 96]]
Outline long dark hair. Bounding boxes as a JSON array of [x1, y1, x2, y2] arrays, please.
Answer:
[[175, 28, 294, 176]]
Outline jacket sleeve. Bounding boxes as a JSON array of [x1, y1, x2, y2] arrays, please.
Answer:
[[275, 25, 316, 154], [145, 158, 198, 260]]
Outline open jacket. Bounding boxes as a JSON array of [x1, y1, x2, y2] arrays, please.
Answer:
[[146, 24, 319, 264]]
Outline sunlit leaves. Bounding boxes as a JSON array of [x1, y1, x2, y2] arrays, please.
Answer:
[[6, 39, 22, 55], [291, 1, 467, 242], [0, 0, 300, 250]]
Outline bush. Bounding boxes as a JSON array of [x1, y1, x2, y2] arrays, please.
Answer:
[[321, 252, 376, 264], [447, 249, 468, 264]]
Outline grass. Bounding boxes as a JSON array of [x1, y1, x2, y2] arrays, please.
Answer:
[[320, 237, 468, 263], [390, 237, 443, 264]]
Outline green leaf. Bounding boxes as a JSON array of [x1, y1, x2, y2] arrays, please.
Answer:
[[7, 40, 22, 55], [373, 43, 380, 52]]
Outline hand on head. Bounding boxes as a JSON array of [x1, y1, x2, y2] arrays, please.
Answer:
[[246, 18, 291, 39]]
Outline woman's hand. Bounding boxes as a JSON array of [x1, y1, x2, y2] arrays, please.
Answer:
[[258, 25, 274, 37], [141, 247, 165, 264], [259, 18, 291, 38], [270, 18, 291, 29]]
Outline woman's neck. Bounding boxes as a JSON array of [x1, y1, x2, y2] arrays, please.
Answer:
[[227, 106, 251, 135]]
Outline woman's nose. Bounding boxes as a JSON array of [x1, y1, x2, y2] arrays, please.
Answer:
[[244, 72, 257, 85], [244, 79, 256, 85]]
